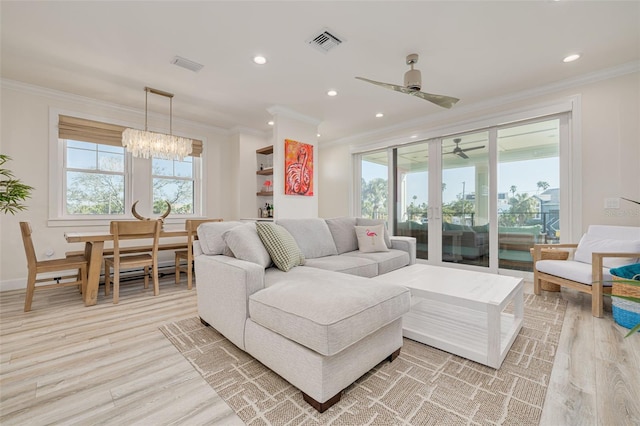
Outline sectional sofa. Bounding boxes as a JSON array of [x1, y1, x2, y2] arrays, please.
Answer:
[[194, 217, 416, 412]]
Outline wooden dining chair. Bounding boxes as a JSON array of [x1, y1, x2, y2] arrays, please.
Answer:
[[20, 221, 88, 312], [175, 218, 223, 289], [104, 220, 161, 304]]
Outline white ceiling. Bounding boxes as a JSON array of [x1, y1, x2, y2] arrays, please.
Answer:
[[2, 1, 639, 143]]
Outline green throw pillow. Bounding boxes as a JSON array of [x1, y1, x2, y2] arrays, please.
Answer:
[[255, 222, 305, 272]]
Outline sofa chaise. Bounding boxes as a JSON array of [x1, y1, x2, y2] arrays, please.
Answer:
[[194, 217, 415, 412]]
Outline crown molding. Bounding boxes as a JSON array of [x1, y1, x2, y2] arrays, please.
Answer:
[[323, 61, 640, 148], [1, 78, 232, 136]]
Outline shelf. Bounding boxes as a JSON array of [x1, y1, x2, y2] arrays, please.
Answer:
[[256, 145, 273, 155], [256, 191, 274, 196], [256, 169, 273, 176]]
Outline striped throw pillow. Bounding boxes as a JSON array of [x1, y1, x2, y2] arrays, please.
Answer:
[[256, 222, 305, 272]]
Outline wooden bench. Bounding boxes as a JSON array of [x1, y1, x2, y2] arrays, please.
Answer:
[[65, 242, 187, 258]]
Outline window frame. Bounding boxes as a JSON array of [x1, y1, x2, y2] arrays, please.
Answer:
[[48, 109, 204, 227]]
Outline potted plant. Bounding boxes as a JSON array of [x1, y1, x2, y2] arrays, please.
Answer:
[[1, 154, 33, 214]]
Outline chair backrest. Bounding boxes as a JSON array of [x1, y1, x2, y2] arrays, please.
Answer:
[[587, 225, 640, 241], [20, 221, 38, 270], [109, 220, 161, 260]]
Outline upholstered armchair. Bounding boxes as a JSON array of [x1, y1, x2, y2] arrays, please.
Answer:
[[532, 225, 640, 317]]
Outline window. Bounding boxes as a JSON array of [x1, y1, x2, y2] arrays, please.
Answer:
[[50, 113, 203, 225], [65, 140, 125, 215], [359, 150, 389, 220], [152, 157, 195, 214]]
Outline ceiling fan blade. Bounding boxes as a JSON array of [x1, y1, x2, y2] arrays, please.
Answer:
[[411, 91, 460, 109], [456, 151, 469, 159], [355, 77, 413, 94], [461, 145, 485, 153]]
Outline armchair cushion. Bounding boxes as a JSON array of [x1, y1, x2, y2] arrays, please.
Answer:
[[573, 234, 640, 268], [536, 259, 614, 286]]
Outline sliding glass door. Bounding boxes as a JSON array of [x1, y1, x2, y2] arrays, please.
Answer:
[[356, 114, 564, 273], [441, 132, 490, 267], [395, 143, 429, 259]]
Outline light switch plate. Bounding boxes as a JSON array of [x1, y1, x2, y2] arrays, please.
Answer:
[[604, 198, 620, 209]]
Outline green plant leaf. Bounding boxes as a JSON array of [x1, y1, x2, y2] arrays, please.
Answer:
[[625, 322, 640, 337]]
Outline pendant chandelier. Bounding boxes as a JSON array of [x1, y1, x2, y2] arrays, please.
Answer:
[[122, 87, 193, 161]]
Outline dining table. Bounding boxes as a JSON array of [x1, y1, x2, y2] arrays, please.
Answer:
[[64, 228, 188, 306]]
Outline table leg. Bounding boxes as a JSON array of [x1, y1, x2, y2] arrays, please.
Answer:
[[83, 241, 104, 306]]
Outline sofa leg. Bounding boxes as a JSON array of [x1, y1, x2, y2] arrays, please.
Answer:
[[302, 391, 342, 413], [199, 317, 210, 327], [387, 347, 401, 362]]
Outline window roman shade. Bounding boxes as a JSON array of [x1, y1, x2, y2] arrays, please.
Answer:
[[58, 115, 203, 157]]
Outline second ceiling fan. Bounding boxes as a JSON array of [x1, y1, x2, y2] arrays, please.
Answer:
[[447, 138, 485, 159], [356, 54, 460, 109]]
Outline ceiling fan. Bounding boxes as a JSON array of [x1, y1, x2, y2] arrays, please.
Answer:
[[447, 138, 485, 159], [356, 54, 460, 109]]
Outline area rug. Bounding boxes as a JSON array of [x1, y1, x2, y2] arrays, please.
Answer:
[[160, 292, 566, 425]]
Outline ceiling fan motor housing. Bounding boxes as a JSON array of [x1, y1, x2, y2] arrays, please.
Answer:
[[404, 69, 422, 91]]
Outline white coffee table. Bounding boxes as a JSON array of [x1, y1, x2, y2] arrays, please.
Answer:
[[372, 264, 524, 368]]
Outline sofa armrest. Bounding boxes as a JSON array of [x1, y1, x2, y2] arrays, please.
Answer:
[[390, 236, 417, 265], [194, 254, 265, 350]]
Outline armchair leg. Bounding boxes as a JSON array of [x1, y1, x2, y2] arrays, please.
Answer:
[[592, 283, 604, 318]]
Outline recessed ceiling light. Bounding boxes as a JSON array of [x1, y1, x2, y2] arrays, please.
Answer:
[[563, 53, 581, 63], [375, 113, 384, 118], [411, 135, 418, 139], [327, 90, 337, 97], [317, 133, 321, 137], [267, 120, 274, 126], [253, 56, 267, 65]]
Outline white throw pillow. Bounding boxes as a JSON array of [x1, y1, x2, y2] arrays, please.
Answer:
[[573, 233, 640, 268], [355, 224, 389, 253]]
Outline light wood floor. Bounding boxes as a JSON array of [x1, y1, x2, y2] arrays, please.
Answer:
[[1, 277, 638, 425]]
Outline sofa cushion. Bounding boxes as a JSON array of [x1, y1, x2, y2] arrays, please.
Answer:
[[536, 259, 614, 286], [573, 234, 640, 268], [276, 218, 338, 259], [355, 224, 389, 253], [343, 249, 410, 275], [325, 217, 358, 254], [256, 222, 305, 272], [303, 255, 378, 278], [197, 221, 244, 255], [223, 223, 271, 268], [356, 218, 392, 249], [250, 267, 410, 356]]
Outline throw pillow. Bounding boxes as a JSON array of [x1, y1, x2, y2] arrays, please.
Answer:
[[325, 217, 358, 254], [256, 222, 305, 272], [573, 233, 640, 268], [355, 224, 389, 253], [222, 223, 272, 268], [356, 218, 392, 249], [197, 221, 243, 255]]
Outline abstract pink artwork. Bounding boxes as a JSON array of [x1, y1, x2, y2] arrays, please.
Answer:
[[284, 139, 313, 196]]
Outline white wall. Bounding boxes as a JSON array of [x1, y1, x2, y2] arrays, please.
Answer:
[[318, 71, 640, 233], [269, 107, 320, 219], [0, 81, 235, 289], [232, 131, 271, 219]]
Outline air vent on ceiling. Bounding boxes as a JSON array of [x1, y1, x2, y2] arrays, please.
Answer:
[[307, 28, 344, 53], [171, 56, 204, 72]]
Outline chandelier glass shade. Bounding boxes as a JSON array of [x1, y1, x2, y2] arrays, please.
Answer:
[[122, 87, 193, 161]]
